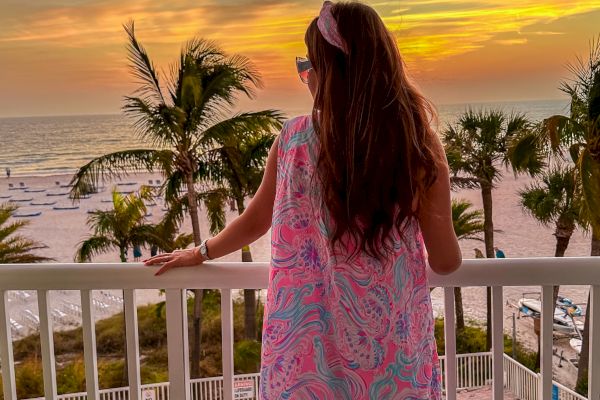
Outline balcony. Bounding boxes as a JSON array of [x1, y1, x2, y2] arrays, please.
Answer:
[[1, 257, 599, 400]]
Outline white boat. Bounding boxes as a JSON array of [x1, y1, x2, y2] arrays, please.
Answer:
[[518, 298, 584, 334], [570, 338, 582, 354]]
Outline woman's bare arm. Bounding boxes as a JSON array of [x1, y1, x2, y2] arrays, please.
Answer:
[[417, 134, 462, 275], [202, 136, 279, 259], [145, 136, 279, 275]]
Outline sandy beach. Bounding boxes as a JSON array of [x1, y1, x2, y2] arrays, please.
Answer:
[[1, 171, 594, 388]]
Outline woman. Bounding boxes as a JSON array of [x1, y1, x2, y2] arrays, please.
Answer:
[[145, 2, 461, 398]]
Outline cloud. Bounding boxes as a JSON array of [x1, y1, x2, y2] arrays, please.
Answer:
[[0, 0, 599, 116]]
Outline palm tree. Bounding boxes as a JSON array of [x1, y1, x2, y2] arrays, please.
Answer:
[[69, 22, 283, 377], [202, 130, 275, 340], [443, 109, 536, 349], [0, 203, 53, 263], [509, 39, 600, 393], [149, 199, 195, 253], [451, 199, 484, 331], [75, 189, 154, 262], [519, 166, 582, 306]]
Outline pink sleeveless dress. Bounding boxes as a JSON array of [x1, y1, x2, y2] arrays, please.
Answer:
[[260, 115, 442, 399]]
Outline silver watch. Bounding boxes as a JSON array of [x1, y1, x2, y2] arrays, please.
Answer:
[[199, 239, 212, 260]]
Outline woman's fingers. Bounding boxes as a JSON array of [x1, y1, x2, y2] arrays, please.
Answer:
[[144, 254, 172, 266], [155, 259, 178, 276]]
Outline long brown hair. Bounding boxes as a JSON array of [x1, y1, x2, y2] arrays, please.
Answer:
[[305, 2, 439, 260]]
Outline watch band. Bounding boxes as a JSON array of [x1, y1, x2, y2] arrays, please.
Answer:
[[200, 239, 212, 260]]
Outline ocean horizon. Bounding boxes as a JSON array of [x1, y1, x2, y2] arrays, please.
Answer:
[[1, 98, 569, 177]]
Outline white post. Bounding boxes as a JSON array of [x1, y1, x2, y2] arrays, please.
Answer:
[[37, 289, 58, 399], [166, 289, 191, 400], [124, 289, 141, 400], [0, 291, 17, 400], [221, 289, 234, 400], [491, 286, 504, 400], [81, 289, 100, 399], [443, 287, 457, 400], [541, 285, 553, 399], [589, 285, 600, 400]]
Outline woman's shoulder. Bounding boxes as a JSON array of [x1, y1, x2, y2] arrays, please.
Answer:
[[282, 114, 312, 136], [280, 115, 312, 141]]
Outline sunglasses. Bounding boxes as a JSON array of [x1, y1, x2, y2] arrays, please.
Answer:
[[296, 57, 312, 84]]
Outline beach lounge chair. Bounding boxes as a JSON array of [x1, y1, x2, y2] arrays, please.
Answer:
[[13, 211, 42, 218]]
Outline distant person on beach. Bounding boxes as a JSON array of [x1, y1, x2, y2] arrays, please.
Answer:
[[474, 248, 485, 258], [5, 168, 10, 179], [145, 2, 461, 398], [494, 246, 506, 258]]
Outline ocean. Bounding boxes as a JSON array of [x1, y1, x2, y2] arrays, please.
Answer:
[[0, 98, 570, 177]]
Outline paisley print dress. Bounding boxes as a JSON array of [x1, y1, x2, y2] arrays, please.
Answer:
[[259, 115, 442, 399]]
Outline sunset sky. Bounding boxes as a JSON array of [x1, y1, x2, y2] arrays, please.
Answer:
[[0, 1, 599, 118]]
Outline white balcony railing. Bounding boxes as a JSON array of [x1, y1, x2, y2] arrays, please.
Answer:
[[1, 257, 599, 400]]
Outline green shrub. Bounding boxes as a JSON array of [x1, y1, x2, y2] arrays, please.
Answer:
[[434, 318, 538, 371], [15, 359, 44, 399], [576, 376, 587, 396], [234, 340, 261, 373], [57, 359, 86, 394], [98, 359, 126, 389]]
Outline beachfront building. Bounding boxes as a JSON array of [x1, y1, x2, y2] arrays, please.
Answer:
[[0, 257, 598, 400]]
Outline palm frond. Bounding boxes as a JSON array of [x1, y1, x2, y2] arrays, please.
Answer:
[[123, 20, 165, 104], [0, 203, 53, 263], [201, 189, 227, 235], [75, 236, 115, 263], [196, 111, 284, 149], [451, 199, 484, 242], [69, 149, 173, 199], [579, 148, 600, 231], [123, 97, 184, 148]]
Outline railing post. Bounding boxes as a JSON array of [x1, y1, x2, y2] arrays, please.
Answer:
[[541, 286, 553, 399], [0, 290, 17, 400], [589, 285, 600, 400], [221, 289, 234, 400], [38, 289, 58, 399], [492, 286, 504, 400], [166, 289, 191, 400], [124, 289, 141, 400], [81, 289, 100, 399], [443, 287, 457, 400]]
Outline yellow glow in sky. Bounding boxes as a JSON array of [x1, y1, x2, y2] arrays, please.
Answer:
[[0, 0, 599, 117]]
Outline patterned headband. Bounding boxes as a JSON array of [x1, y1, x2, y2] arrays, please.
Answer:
[[317, 1, 348, 54]]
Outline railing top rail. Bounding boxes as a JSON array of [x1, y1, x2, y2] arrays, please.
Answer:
[[0, 257, 599, 290], [553, 381, 588, 399]]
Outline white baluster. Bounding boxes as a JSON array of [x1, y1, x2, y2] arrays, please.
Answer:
[[124, 289, 141, 400], [221, 289, 235, 400], [0, 291, 17, 400], [541, 285, 553, 399], [443, 287, 457, 399], [589, 285, 600, 400], [492, 286, 504, 399], [38, 289, 58, 399], [166, 289, 190, 400], [81, 289, 100, 398]]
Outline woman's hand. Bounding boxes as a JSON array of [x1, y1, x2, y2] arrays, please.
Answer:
[[144, 248, 203, 276]]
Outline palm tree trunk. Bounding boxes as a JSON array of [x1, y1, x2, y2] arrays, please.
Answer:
[[119, 245, 127, 262], [481, 182, 494, 351], [186, 172, 204, 379], [236, 197, 258, 341], [455, 287, 465, 331], [552, 220, 574, 329], [576, 228, 600, 394]]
